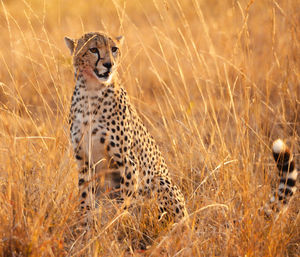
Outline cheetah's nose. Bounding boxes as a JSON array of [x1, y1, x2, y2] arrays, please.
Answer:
[[103, 62, 112, 70]]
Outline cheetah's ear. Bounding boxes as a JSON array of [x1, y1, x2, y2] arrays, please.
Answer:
[[64, 37, 75, 55], [115, 35, 124, 45]]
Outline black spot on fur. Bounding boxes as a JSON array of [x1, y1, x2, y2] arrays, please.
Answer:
[[75, 155, 82, 160], [280, 178, 296, 187]]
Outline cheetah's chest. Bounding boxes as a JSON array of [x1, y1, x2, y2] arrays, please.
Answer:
[[70, 89, 117, 165]]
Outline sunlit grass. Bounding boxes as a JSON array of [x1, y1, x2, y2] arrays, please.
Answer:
[[0, 0, 299, 256]]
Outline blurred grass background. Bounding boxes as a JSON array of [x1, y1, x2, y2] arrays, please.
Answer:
[[0, 0, 299, 256]]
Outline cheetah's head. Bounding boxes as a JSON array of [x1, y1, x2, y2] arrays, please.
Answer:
[[65, 32, 123, 84]]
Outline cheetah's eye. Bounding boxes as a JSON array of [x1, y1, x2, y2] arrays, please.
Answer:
[[89, 48, 98, 54], [111, 46, 118, 53]]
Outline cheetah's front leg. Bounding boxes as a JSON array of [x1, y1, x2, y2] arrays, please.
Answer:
[[119, 155, 139, 209], [73, 146, 96, 226]]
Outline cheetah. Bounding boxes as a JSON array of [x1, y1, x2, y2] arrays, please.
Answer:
[[65, 32, 187, 224], [64, 32, 297, 226]]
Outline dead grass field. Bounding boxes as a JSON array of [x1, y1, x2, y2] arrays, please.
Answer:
[[0, 0, 299, 256]]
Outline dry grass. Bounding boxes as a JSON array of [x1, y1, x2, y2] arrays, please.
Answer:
[[0, 0, 299, 256]]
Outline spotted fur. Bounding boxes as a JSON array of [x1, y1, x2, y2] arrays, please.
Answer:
[[65, 32, 187, 224]]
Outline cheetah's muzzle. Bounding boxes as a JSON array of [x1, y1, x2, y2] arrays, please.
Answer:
[[94, 68, 110, 79]]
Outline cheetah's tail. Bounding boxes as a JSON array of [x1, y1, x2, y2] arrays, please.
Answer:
[[264, 139, 298, 217]]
